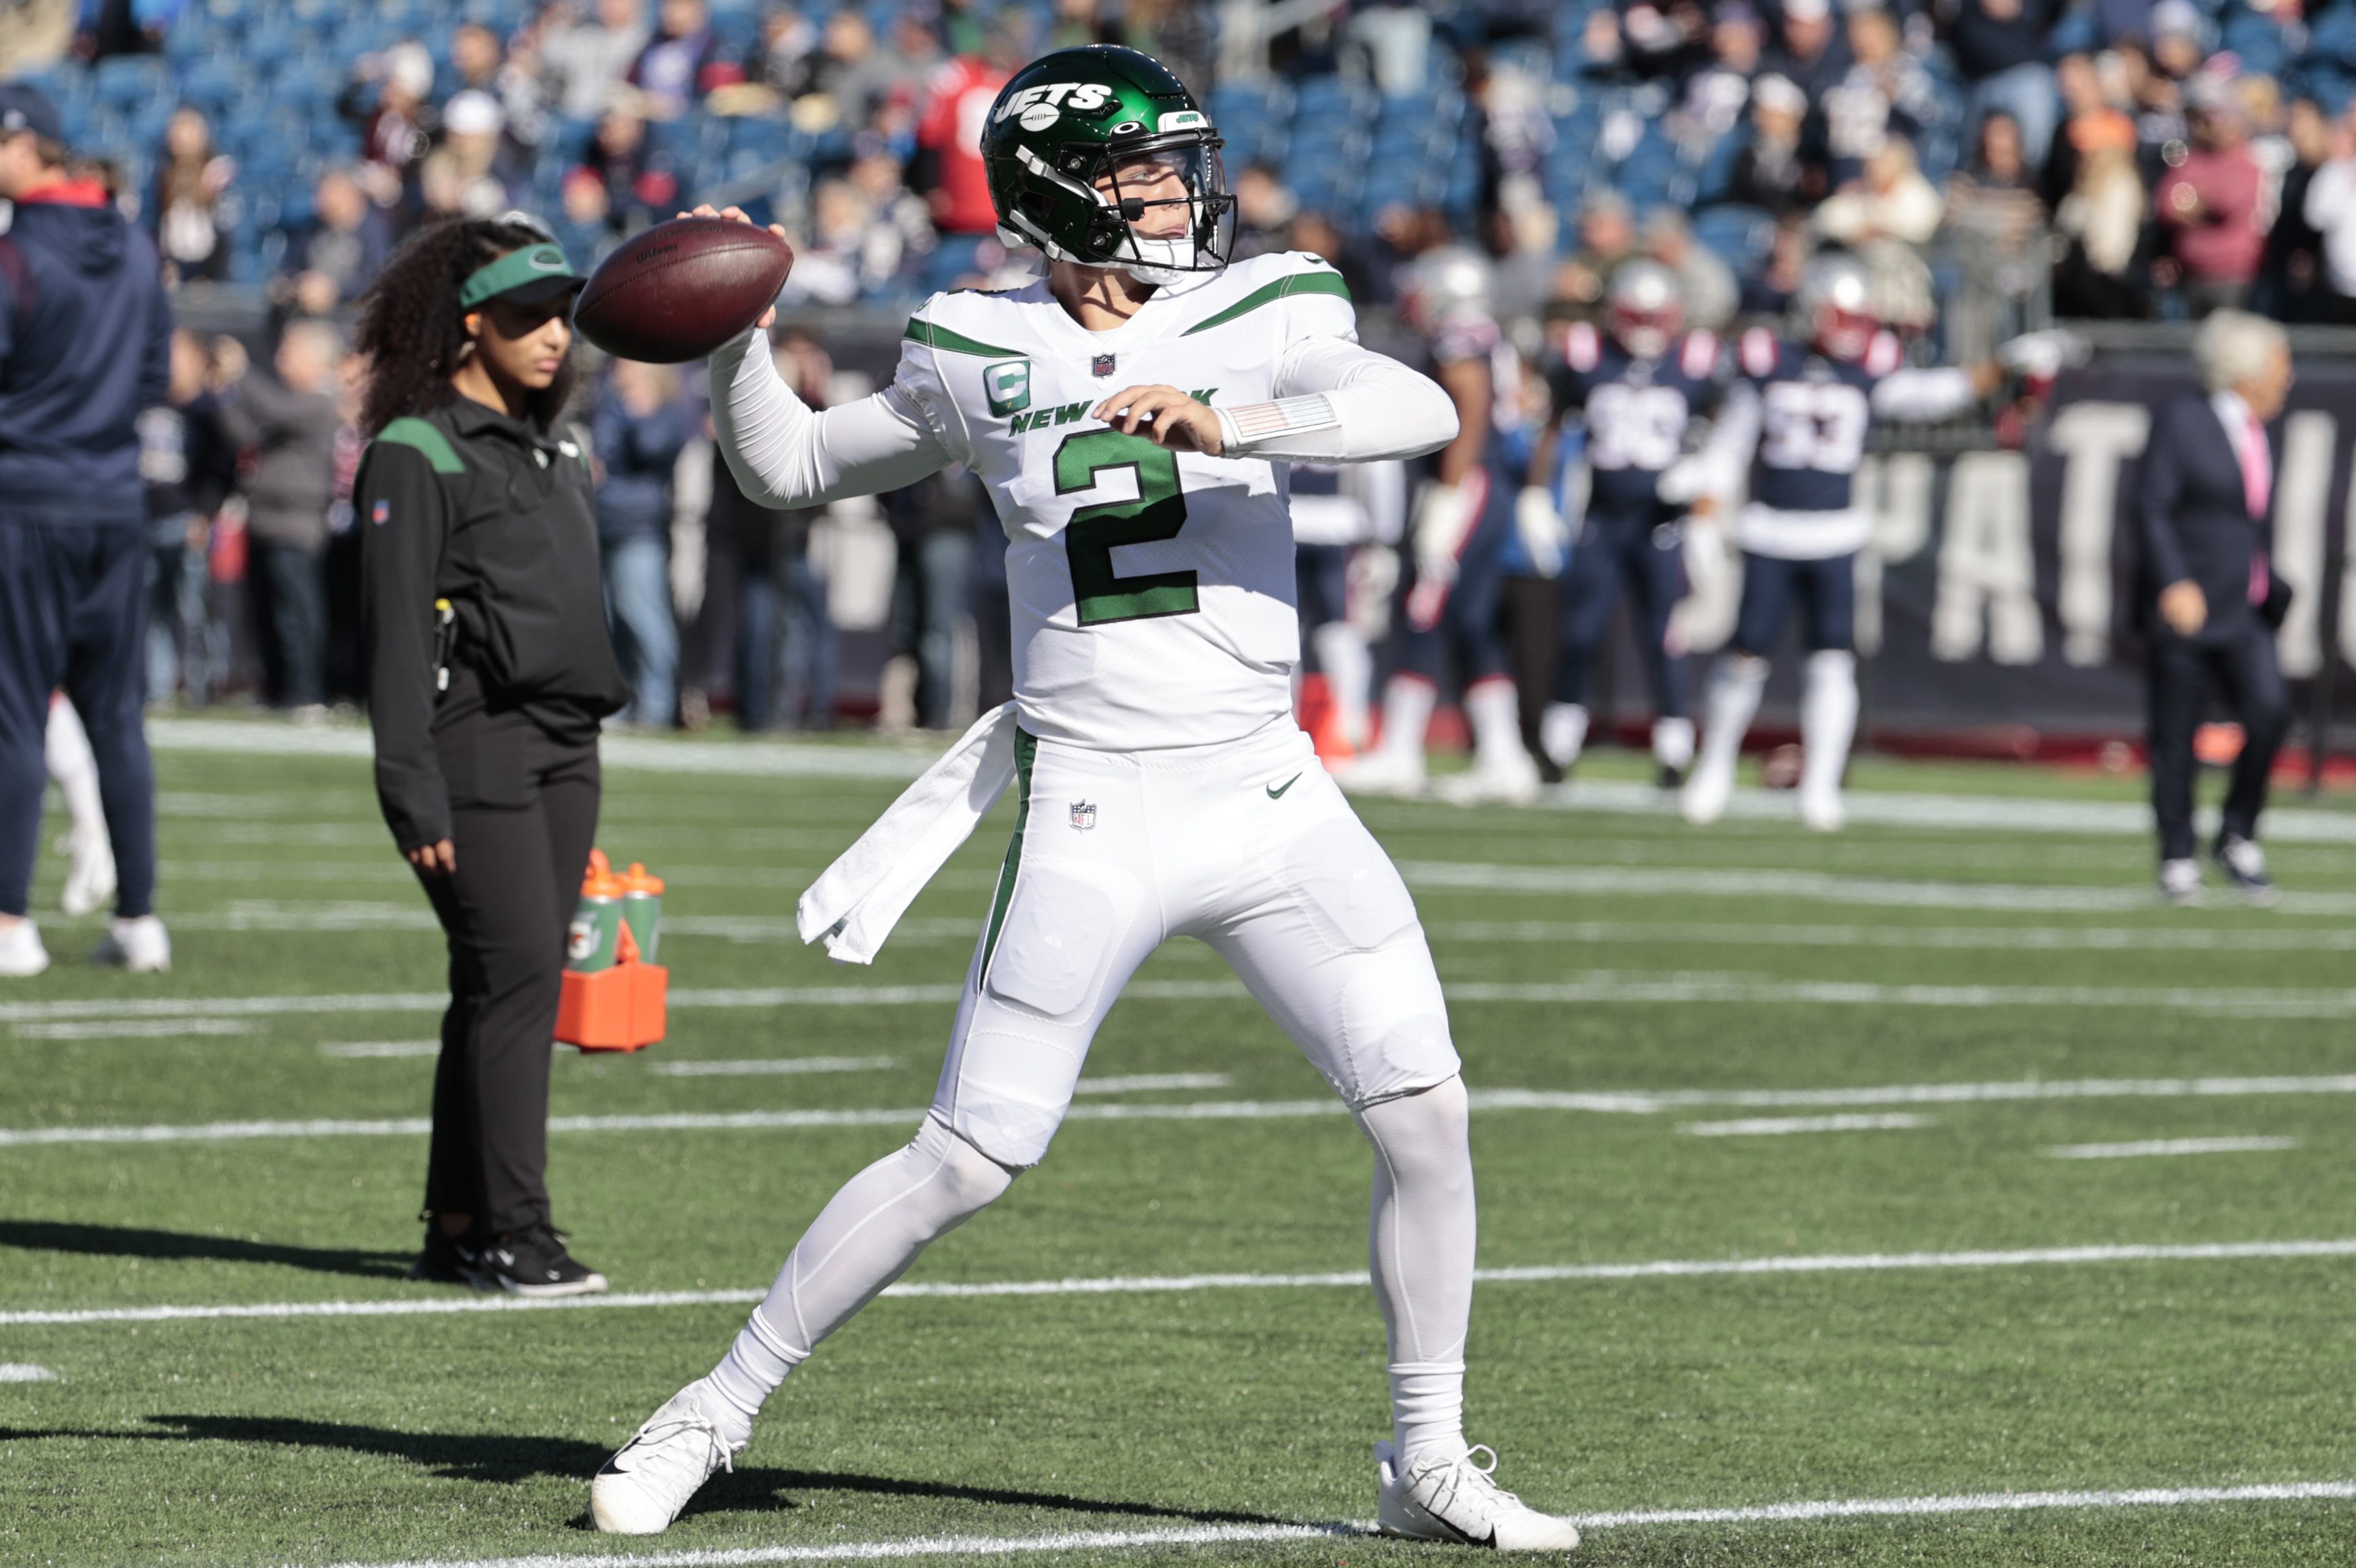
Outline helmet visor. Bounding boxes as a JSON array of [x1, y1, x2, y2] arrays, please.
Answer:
[[1090, 136, 1234, 275]]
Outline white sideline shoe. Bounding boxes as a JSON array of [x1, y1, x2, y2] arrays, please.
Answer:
[[1332, 747, 1427, 799], [1797, 785, 1846, 834], [1433, 752, 1541, 807], [94, 915, 170, 973], [60, 824, 116, 918], [591, 1383, 745, 1535], [0, 920, 50, 978], [1679, 760, 1734, 825], [1375, 1440, 1581, 1552]]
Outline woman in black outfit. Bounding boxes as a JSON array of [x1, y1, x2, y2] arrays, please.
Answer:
[[352, 218, 629, 1296]]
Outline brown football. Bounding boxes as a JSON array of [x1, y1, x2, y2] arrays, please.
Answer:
[[572, 217, 795, 364]]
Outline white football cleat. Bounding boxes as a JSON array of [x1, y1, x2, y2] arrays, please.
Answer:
[[93, 915, 170, 973], [1797, 785, 1846, 834], [1375, 1440, 1581, 1552], [60, 823, 116, 918], [1433, 752, 1541, 807], [591, 1383, 746, 1535], [1332, 747, 1427, 799], [1679, 759, 1734, 825], [0, 920, 50, 978]]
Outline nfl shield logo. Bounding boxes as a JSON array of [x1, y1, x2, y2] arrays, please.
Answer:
[[1091, 353, 1117, 378], [1068, 800, 1098, 832], [371, 500, 391, 525]]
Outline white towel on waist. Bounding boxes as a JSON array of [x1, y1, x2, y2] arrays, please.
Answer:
[[796, 702, 1021, 964]]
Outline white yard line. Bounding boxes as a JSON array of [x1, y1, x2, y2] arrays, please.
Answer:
[[320, 1042, 441, 1059], [2047, 1136, 2300, 1159], [0, 1364, 56, 1381], [12, 1019, 253, 1040], [1680, 1113, 1931, 1136], [1426, 918, 2356, 951], [307, 1479, 2356, 1567], [653, 1056, 899, 1078], [7, 1238, 2354, 1328], [1070, 1073, 1233, 1095], [4, 1074, 2352, 1147], [147, 719, 938, 781], [1398, 859, 2356, 916]]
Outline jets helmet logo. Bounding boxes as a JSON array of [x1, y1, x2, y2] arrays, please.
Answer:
[[992, 81, 1113, 130]]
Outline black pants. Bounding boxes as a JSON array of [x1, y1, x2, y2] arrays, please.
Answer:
[[1554, 508, 1687, 717], [0, 515, 156, 918], [415, 699, 601, 1237], [254, 539, 327, 709], [2146, 622, 2287, 862]]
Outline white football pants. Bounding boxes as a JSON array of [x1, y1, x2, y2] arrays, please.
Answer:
[[708, 722, 1476, 1463]]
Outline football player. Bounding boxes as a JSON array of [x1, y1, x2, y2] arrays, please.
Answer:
[[1666, 254, 1999, 830], [1541, 261, 1723, 787], [1291, 452, 1406, 757], [588, 45, 1580, 1552], [1334, 246, 1543, 805]]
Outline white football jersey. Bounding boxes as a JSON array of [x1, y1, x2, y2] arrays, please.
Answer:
[[891, 251, 1355, 751]]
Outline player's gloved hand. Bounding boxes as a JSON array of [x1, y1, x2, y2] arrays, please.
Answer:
[[1515, 485, 1570, 578], [684, 204, 793, 330], [1411, 481, 1473, 586], [1996, 329, 2089, 380], [1090, 385, 1223, 454]]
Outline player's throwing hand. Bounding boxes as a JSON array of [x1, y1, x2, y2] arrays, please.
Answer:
[[1090, 384, 1224, 454]]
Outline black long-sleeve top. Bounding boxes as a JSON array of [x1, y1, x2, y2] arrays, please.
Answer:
[[357, 396, 629, 851]]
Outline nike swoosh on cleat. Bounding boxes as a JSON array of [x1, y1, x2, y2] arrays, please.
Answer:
[[1267, 773, 1302, 799]]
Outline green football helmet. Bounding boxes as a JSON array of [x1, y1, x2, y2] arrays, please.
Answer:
[[981, 44, 1235, 282]]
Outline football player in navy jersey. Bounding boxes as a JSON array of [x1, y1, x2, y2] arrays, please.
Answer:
[[1541, 262, 1726, 787], [1665, 255, 2002, 830], [1336, 246, 1546, 804]]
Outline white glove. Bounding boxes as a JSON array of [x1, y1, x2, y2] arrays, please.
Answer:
[[1658, 454, 1713, 507], [1515, 485, 1570, 578], [1997, 329, 2089, 380], [1410, 480, 1477, 587]]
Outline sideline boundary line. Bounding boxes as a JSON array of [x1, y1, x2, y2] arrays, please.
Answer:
[[5, 1239, 2353, 1327], [310, 1479, 2356, 1565], [7, 1072, 2356, 1147]]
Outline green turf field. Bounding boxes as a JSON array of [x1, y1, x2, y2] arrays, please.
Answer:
[[3, 723, 2353, 1566]]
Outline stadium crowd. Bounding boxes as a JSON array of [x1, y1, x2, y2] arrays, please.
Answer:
[[10, 0, 2351, 729]]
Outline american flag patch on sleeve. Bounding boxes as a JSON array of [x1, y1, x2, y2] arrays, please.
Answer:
[[1220, 394, 1341, 450]]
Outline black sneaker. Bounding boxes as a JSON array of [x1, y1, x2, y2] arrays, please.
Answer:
[[409, 1225, 482, 1286], [475, 1226, 609, 1297], [1655, 761, 1687, 790], [2211, 834, 2280, 908]]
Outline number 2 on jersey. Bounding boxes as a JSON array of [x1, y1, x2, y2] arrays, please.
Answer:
[[1055, 430, 1199, 626]]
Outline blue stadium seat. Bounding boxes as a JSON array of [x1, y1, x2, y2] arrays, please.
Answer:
[[1692, 203, 1775, 275], [92, 55, 168, 109]]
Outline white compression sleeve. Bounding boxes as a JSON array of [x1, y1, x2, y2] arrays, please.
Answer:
[[703, 1116, 1015, 1440], [1871, 366, 1978, 422], [1358, 1076, 1476, 1466], [43, 697, 106, 843], [1214, 336, 1460, 462], [709, 329, 952, 510]]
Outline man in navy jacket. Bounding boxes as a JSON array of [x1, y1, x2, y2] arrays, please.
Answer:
[[2135, 310, 2293, 908], [0, 84, 176, 977]]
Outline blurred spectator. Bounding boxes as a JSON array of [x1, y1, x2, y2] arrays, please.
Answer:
[[804, 8, 905, 127], [778, 177, 878, 305], [1287, 210, 1377, 300], [1823, 7, 1937, 179], [1232, 162, 1298, 260], [584, 103, 676, 229], [1761, 0, 1848, 103], [1679, 1, 1764, 145], [2042, 51, 2137, 209], [847, 150, 935, 287], [1951, 0, 2059, 168], [1725, 73, 1822, 215], [1739, 211, 1813, 315], [748, 3, 817, 93], [553, 164, 621, 267], [914, 24, 1020, 260], [2261, 95, 2329, 321], [340, 41, 436, 203], [730, 332, 836, 731], [2053, 133, 2151, 316], [2155, 86, 2267, 315], [139, 330, 233, 705], [149, 107, 235, 286], [1046, 0, 1125, 53], [280, 166, 392, 318], [883, 463, 984, 731], [629, 0, 722, 119], [322, 352, 368, 706], [1553, 192, 1639, 320], [450, 21, 549, 156], [420, 91, 523, 222], [1642, 207, 1737, 331], [1815, 136, 1945, 331], [214, 323, 344, 715], [544, 0, 650, 122], [593, 359, 694, 727], [2302, 105, 2356, 322]]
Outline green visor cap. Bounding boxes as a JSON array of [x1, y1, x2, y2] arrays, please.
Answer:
[[458, 243, 584, 309]]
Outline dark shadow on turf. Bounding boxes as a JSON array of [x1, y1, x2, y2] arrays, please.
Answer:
[[0, 1417, 1298, 1528], [0, 1220, 412, 1280]]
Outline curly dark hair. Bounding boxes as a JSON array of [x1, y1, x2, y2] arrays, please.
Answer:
[[352, 217, 580, 437]]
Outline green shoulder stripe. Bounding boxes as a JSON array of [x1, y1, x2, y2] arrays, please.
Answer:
[[373, 418, 465, 474], [1181, 269, 1351, 337], [904, 318, 1023, 358]]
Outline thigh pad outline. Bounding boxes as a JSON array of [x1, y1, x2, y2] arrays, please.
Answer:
[[1277, 814, 1420, 956]]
